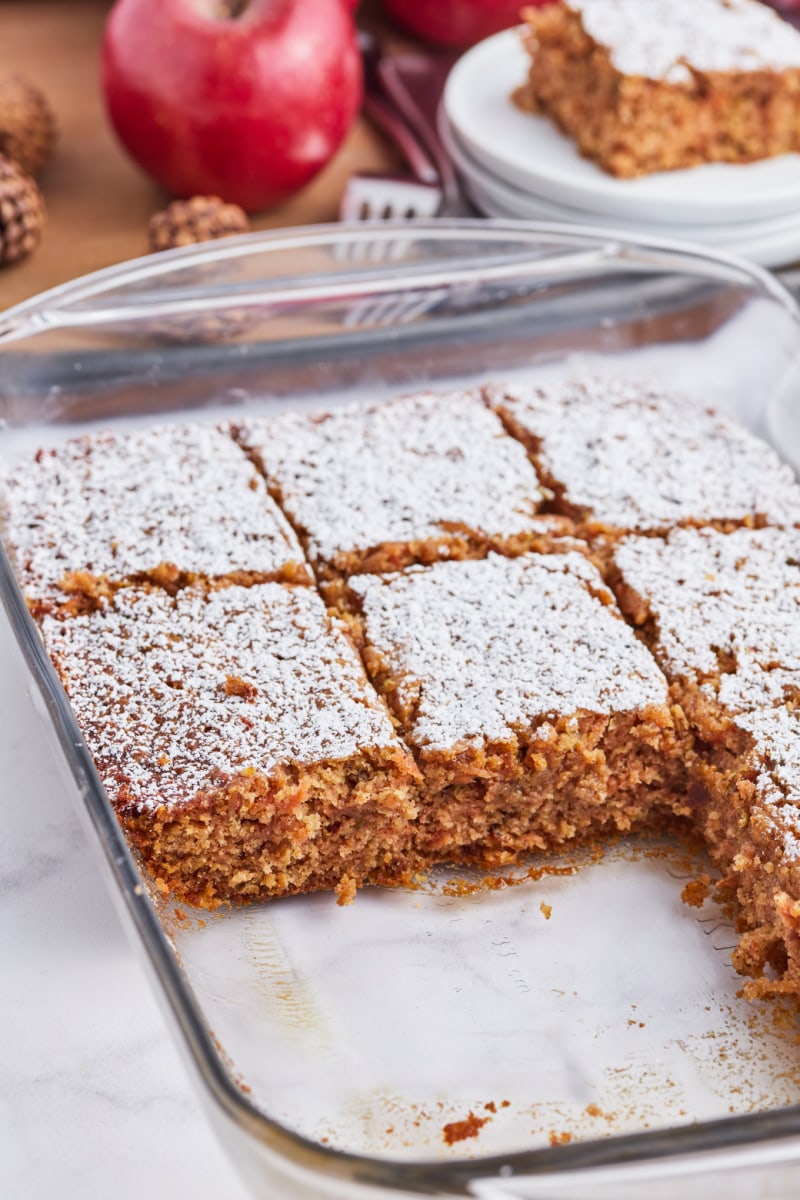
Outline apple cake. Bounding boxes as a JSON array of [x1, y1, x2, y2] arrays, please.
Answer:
[[348, 552, 686, 865], [41, 582, 420, 907], [517, 0, 800, 178], [692, 706, 800, 991], [234, 390, 573, 603], [6, 379, 800, 1000], [613, 525, 800, 991], [486, 375, 800, 547], [612, 524, 800, 725], [0, 423, 311, 618]]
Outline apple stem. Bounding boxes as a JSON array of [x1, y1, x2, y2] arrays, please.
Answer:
[[218, 0, 249, 16]]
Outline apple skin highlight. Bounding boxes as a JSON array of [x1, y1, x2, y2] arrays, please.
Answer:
[[102, 0, 363, 212]]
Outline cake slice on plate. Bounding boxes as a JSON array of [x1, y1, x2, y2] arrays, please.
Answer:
[[518, 0, 800, 177]]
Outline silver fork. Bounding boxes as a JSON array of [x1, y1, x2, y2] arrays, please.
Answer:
[[339, 32, 444, 225], [339, 168, 443, 224]]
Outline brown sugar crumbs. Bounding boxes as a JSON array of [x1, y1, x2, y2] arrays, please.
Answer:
[[585, 1103, 616, 1122], [442, 1112, 489, 1145], [681, 874, 712, 908], [549, 1130, 573, 1146]]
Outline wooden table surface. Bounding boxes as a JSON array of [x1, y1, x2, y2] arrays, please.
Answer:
[[0, 0, 401, 312]]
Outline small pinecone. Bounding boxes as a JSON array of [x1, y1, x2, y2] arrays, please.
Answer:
[[0, 75, 57, 177], [148, 196, 250, 253], [0, 155, 45, 266]]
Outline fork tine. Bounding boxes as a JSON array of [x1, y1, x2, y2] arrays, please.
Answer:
[[339, 173, 443, 223]]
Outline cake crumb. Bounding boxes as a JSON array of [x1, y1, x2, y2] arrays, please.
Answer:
[[540, 900, 553, 919], [681, 874, 711, 908], [335, 875, 357, 906], [443, 1112, 489, 1145], [549, 1130, 572, 1146]]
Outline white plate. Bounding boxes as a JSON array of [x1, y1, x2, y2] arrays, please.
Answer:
[[445, 29, 800, 226], [461, 163, 800, 269], [441, 110, 800, 259]]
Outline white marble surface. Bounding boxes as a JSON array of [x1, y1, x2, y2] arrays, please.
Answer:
[[0, 606, 250, 1200]]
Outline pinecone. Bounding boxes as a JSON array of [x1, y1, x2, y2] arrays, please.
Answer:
[[148, 196, 250, 253], [0, 155, 45, 266], [0, 75, 57, 177]]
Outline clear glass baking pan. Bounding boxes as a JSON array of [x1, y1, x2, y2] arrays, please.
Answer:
[[5, 220, 800, 1200]]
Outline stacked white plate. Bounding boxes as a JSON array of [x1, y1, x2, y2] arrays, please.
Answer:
[[441, 29, 800, 268]]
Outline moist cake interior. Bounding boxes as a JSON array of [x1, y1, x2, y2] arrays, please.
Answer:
[[4, 377, 800, 1001]]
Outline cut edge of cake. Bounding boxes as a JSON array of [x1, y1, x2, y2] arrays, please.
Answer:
[[347, 552, 690, 866]]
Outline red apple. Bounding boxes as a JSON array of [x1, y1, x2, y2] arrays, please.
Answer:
[[771, 0, 800, 20], [383, 0, 545, 48], [102, 0, 362, 212]]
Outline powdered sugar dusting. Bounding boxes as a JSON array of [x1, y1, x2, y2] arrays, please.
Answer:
[[488, 375, 800, 532], [0, 423, 308, 604], [615, 526, 800, 712], [733, 709, 800, 855], [351, 553, 669, 754], [566, 0, 800, 84], [41, 584, 403, 813], [236, 392, 546, 572]]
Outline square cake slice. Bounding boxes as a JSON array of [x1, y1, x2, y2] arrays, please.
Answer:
[[612, 525, 800, 739], [691, 707, 800, 997], [0, 423, 312, 616], [487, 376, 800, 543], [234, 392, 570, 597], [41, 583, 420, 907], [349, 553, 685, 865], [518, 0, 800, 178]]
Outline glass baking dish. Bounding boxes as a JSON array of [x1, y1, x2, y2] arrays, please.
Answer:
[[5, 220, 800, 1200]]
